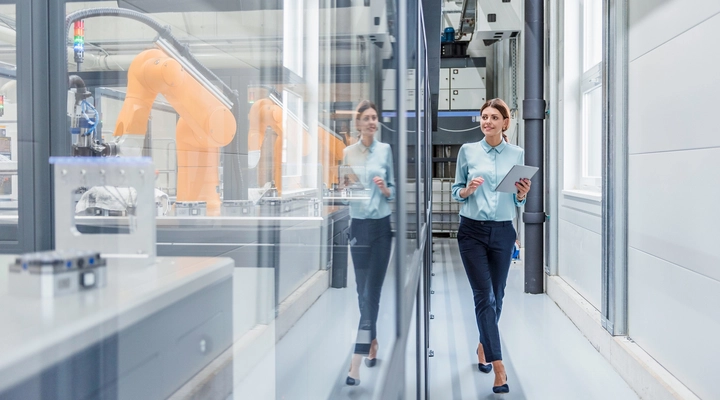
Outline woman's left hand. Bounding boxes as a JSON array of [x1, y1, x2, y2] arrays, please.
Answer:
[[515, 178, 531, 198]]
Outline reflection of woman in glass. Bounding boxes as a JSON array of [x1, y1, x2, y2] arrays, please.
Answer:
[[343, 100, 395, 386], [452, 99, 531, 394]]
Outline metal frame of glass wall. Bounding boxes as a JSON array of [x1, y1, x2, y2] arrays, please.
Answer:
[[0, 0, 51, 254], [0, 0, 70, 254], [380, 0, 432, 398], [600, 0, 628, 336]]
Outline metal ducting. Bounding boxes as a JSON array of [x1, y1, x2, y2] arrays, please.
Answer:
[[476, 0, 522, 42]]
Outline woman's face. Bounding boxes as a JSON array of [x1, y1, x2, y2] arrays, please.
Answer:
[[480, 106, 508, 137], [356, 108, 379, 138]]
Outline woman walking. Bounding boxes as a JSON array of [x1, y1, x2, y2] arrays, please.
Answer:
[[343, 100, 395, 386], [452, 98, 531, 394]]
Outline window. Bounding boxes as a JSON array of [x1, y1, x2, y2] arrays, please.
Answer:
[[281, 89, 304, 179], [580, 0, 603, 191], [283, 0, 304, 77]]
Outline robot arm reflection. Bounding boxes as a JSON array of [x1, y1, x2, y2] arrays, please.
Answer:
[[112, 48, 236, 214], [247, 98, 345, 195]]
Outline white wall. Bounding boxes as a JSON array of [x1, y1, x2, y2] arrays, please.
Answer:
[[556, 0, 602, 310], [557, 196, 601, 308], [627, 1, 720, 398]]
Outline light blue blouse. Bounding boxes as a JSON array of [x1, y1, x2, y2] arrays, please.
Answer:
[[343, 139, 395, 220], [452, 138, 526, 221]]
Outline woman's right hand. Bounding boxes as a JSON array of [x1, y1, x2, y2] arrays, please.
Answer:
[[463, 177, 485, 197]]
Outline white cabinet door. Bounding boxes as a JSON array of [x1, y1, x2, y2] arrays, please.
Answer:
[[439, 68, 451, 89], [382, 89, 396, 111], [450, 67, 486, 89], [383, 69, 395, 90], [383, 90, 417, 111], [439, 89, 450, 110], [404, 90, 416, 111], [450, 89, 486, 110]]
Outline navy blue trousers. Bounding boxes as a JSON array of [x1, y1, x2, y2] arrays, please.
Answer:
[[456, 216, 516, 362], [350, 216, 392, 355]]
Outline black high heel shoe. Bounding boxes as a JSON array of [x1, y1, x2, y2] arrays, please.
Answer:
[[365, 339, 378, 367], [346, 376, 361, 386], [492, 374, 509, 394], [475, 348, 492, 373], [478, 363, 492, 373]]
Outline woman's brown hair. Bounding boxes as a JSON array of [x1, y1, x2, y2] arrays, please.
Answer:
[[356, 100, 379, 120], [480, 98, 511, 141]]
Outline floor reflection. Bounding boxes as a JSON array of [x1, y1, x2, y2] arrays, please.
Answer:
[[230, 252, 396, 400]]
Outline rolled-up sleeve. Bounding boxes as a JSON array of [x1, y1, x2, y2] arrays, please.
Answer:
[[451, 146, 468, 202]]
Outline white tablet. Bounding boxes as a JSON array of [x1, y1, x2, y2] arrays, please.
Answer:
[[495, 165, 539, 193]]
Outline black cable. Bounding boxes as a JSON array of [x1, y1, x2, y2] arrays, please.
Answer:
[[65, 8, 240, 103], [66, 8, 249, 199]]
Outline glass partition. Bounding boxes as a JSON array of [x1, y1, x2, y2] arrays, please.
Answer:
[[0, 4, 17, 246], [0, 0, 430, 399]]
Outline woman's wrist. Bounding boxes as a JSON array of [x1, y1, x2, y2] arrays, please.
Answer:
[[516, 193, 526, 201]]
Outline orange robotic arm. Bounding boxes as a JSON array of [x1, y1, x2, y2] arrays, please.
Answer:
[[248, 98, 284, 192], [248, 98, 345, 193], [113, 48, 236, 214], [318, 125, 345, 188]]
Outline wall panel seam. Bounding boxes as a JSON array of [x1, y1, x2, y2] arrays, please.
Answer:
[[560, 205, 602, 219], [628, 246, 720, 285], [628, 145, 720, 157], [630, 10, 720, 63]]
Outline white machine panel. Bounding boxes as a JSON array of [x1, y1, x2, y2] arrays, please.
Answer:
[[383, 90, 416, 111], [383, 69, 395, 90], [383, 69, 416, 91], [450, 88, 486, 111], [406, 69, 416, 89], [406, 89, 416, 111], [450, 67, 486, 89], [439, 68, 451, 89], [475, 0, 523, 41], [383, 89, 395, 110], [439, 89, 450, 110]]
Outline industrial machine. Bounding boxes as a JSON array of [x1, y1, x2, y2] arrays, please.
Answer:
[[66, 9, 240, 216], [67, 14, 347, 214], [8, 250, 107, 298], [59, 7, 354, 323], [112, 44, 236, 214], [248, 96, 346, 196]]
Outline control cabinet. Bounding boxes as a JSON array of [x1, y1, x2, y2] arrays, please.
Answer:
[[381, 68, 420, 111], [438, 58, 487, 111]]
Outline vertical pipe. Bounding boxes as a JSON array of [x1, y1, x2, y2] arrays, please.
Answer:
[[522, 0, 546, 294]]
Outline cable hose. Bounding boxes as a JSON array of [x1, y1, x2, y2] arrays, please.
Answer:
[[65, 8, 239, 103]]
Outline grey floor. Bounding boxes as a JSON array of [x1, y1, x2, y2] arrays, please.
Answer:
[[232, 238, 640, 399], [428, 238, 639, 400]]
